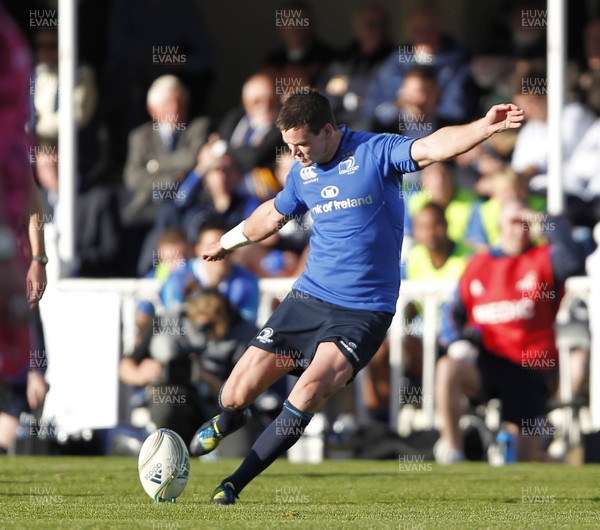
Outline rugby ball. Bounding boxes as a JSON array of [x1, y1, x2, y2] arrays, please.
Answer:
[[138, 428, 190, 502]]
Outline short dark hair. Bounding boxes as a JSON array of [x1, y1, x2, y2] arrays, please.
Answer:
[[197, 215, 230, 242], [418, 201, 447, 226], [275, 89, 337, 135]]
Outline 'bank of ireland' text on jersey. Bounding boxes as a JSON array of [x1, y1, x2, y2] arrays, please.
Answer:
[[275, 127, 419, 313]]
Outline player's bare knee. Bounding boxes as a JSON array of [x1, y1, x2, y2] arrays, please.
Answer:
[[220, 384, 251, 409], [293, 380, 327, 409], [230, 390, 253, 409]]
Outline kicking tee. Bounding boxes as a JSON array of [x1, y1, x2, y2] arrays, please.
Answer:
[[275, 127, 418, 313]]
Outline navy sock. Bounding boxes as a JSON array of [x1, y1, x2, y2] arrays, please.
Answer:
[[215, 408, 248, 435], [215, 387, 249, 435], [223, 400, 313, 495]]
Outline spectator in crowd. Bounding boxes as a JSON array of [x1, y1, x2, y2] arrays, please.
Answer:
[[404, 200, 473, 363], [32, 139, 124, 277], [465, 166, 546, 251], [319, 3, 394, 129], [147, 227, 190, 283], [470, 2, 547, 111], [395, 66, 442, 137], [188, 150, 269, 225], [435, 200, 585, 464], [233, 150, 311, 279], [32, 27, 98, 186], [406, 202, 473, 281], [138, 149, 261, 275], [30, 28, 98, 212], [134, 227, 190, 350], [511, 66, 595, 180], [121, 75, 209, 275], [577, 19, 600, 114], [216, 73, 283, 175], [561, 117, 600, 228], [240, 165, 283, 204], [208, 72, 285, 203], [404, 162, 479, 248], [362, 6, 478, 130], [510, 65, 597, 227], [162, 217, 259, 323], [453, 134, 514, 196], [32, 133, 124, 280], [119, 287, 256, 445], [364, 64, 443, 134], [264, 0, 337, 87], [103, 0, 214, 164]]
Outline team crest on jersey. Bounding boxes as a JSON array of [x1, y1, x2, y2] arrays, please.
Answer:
[[339, 156, 359, 175], [300, 166, 318, 183], [321, 185, 339, 198], [469, 279, 485, 297], [256, 327, 274, 344]]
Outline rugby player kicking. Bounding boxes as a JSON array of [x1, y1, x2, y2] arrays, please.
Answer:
[[190, 90, 523, 504]]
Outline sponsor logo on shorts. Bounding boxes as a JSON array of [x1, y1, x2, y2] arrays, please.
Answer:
[[320, 185, 339, 199], [339, 340, 359, 362], [257, 327, 274, 344]]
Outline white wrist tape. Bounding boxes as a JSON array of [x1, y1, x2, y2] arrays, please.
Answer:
[[220, 221, 251, 251]]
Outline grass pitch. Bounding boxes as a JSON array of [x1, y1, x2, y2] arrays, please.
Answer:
[[0, 457, 598, 529]]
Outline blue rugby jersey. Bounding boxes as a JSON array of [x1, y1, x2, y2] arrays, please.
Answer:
[[275, 127, 418, 312]]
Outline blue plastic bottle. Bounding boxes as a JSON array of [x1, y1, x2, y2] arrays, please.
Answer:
[[496, 430, 517, 464]]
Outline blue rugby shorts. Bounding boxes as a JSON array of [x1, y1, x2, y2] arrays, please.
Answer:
[[249, 289, 393, 379]]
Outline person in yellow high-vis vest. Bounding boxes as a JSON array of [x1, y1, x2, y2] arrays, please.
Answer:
[[362, 202, 473, 423], [465, 166, 546, 251], [405, 162, 479, 246], [406, 202, 473, 281]]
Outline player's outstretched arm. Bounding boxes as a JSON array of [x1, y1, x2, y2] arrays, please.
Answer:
[[411, 103, 524, 169], [201, 199, 286, 261]]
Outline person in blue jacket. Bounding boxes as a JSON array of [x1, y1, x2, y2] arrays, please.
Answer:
[[361, 6, 479, 132]]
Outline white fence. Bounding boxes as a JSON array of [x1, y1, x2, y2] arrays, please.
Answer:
[[38, 271, 597, 436]]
